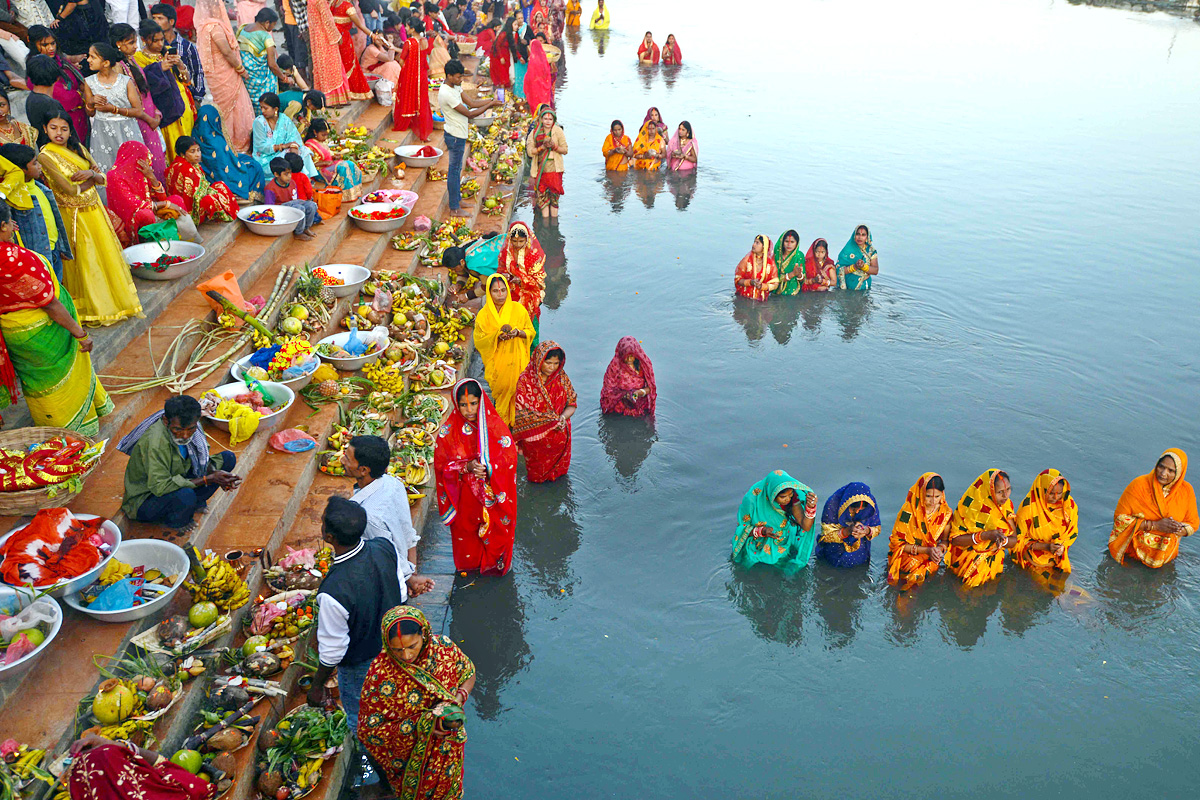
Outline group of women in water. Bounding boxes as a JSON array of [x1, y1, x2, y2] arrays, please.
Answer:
[[736, 225, 880, 299], [636, 32, 681, 66], [603, 107, 696, 172], [733, 450, 1199, 594]]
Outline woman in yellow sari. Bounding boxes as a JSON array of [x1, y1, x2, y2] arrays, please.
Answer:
[[37, 114, 142, 326], [946, 469, 1016, 588], [474, 274, 533, 425], [631, 120, 665, 170], [1012, 469, 1078, 588], [887, 472, 951, 591], [1109, 448, 1198, 569]]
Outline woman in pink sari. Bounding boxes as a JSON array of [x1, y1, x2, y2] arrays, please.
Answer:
[[666, 121, 696, 171], [309, 0, 351, 105], [601, 336, 656, 417], [361, 35, 402, 87], [195, 0, 255, 153], [523, 36, 554, 113], [29, 29, 90, 147]]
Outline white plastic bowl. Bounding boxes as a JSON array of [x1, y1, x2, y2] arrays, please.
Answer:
[[63, 539, 188, 623], [0, 587, 61, 680], [472, 113, 496, 129], [124, 241, 208, 281], [202, 381, 296, 434], [229, 352, 318, 391], [316, 331, 384, 371], [349, 203, 411, 233], [394, 145, 443, 168], [237, 205, 305, 236], [314, 264, 371, 298], [0, 514, 122, 598]]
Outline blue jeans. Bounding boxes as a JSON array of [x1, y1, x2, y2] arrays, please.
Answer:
[[338, 659, 373, 738], [283, 199, 319, 234], [136, 451, 236, 529], [444, 132, 466, 211]]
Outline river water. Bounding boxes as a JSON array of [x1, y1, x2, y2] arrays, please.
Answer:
[[445, 1, 1200, 796]]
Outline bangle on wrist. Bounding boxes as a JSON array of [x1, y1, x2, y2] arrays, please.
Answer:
[[971, 531, 981, 546]]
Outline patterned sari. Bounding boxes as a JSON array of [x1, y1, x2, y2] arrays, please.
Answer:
[[106, 141, 188, 243], [198, 0, 254, 153], [434, 379, 519, 575], [837, 224, 877, 291], [772, 232, 803, 296], [731, 470, 817, 571], [67, 742, 212, 800], [1109, 448, 1198, 569], [817, 482, 882, 567], [496, 221, 546, 339], [237, 26, 278, 108], [804, 238, 837, 292], [600, 336, 655, 417], [193, 105, 266, 200], [473, 275, 534, 424], [332, 0, 373, 101], [309, 0, 351, 104], [0, 242, 111, 434], [359, 606, 475, 800], [512, 341, 576, 483], [252, 113, 318, 177], [165, 156, 239, 223], [946, 469, 1015, 588], [1012, 469, 1079, 588], [305, 138, 363, 199], [887, 472, 951, 590], [734, 235, 778, 301], [631, 120, 664, 170]]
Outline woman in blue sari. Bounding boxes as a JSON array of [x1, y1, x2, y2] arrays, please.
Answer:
[[252, 93, 318, 178], [193, 105, 266, 201], [837, 224, 878, 291], [237, 9, 288, 108], [731, 470, 819, 570], [817, 482, 882, 567]]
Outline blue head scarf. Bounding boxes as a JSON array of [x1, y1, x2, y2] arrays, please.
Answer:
[[816, 482, 882, 568], [193, 105, 266, 200]]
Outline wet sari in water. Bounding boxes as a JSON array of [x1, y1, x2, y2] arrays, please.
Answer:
[[1012, 469, 1079, 588], [473, 275, 534, 425], [837, 224, 876, 291], [496, 221, 546, 341], [1109, 448, 1198, 569], [637, 39, 659, 65], [565, 0, 581, 26], [804, 238, 837, 292], [512, 341, 576, 483], [665, 129, 696, 172], [434, 379, 519, 575], [731, 470, 817, 570], [772, 233, 803, 295], [631, 120, 664, 170], [734, 235, 778, 301], [602, 132, 631, 170], [947, 469, 1015, 588], [817, 482, 882, 567], [600, 336, 655, 417], [887, 472, 951, 590], [359, 606, 475, 800], [662, 36, 681, 64]]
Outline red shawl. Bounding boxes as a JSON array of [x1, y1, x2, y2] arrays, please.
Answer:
[[393, 36, 432, 139], [663, 37, 681, 64], [524, 39, 554, 113], [68, 743, 213, 800], [434, 379, 519, 575], [106, 141, 170, 238], [490, 31, 513, 88], [803, 237, 837, 292], [638, 40, 660, 65], [513, 341, 576, 482], [600, 336, 656, 417], [497, 221, 546, 320], [477, 27, 495, 57], [0, 241, 57, 408]]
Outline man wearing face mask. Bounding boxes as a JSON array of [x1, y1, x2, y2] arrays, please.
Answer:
[[118, 395, 240, 535]]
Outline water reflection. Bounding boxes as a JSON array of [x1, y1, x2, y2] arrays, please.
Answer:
[[812, 565, 873, 649], [767, 298, 802, 345], [636, 65, 654, 93], [1092, 558, 1181, 631], [833, 292, 874, 341], [731, 296, 773, 344], [997, 570, 1057, 636], [590, 29, 609, 56], [596, 412, 657, 491], [602, 170, 632, 213], [727, 566, 811, 646], [799, 291, 832, 336], [886, 581, 941, 646], [515, 474, 582, 596], [936, 584, 1002, 649], [661, 64, 681, 90], [565, 27, 581, 54], [664, 170, 696, 210], [449, 573, 530, 720], [632, 169, 667, 209], [533, 219, 570, 309]]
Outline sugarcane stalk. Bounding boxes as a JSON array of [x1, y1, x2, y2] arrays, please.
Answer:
[[181, 700, 257, 751]]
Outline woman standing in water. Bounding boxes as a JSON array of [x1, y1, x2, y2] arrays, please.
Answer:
[[637, 31, 659, 65], [772, 230, 803, 295], [662, 34, 682, 64], [497, 221, 546, 344], [837, 224, 879, 290], [1109, 449, 1197, 569], [513, 341, 576, 483], [600, 336, 656, 417], [734, 235, 778, 301], [731, 470, 818, 570], [817, 483, 882, 568], [804, 238, 837, 292], [474, 274, 533, 425], [887, 473, 951, 590], [526, 105, 567, 218], [666, 121, 696, 171], [434, 379, 519, 575]]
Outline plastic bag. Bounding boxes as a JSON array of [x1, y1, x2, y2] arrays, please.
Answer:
[[344, 323, 366, 357], [372, 290, 393, 314], [363, 325, 390, 352], [198, 272, 255, 323], [88, 576, 144, 611], [281, 356, 319, 380], [2, 635, 35, 665], [0, 599, 58, 642], [413, 215, 432, 232], [269, 429, 317, 453]]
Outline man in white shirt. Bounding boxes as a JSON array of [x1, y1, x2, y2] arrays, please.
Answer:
[[438, 59, 498, 215], [343, 435, 420, 567]]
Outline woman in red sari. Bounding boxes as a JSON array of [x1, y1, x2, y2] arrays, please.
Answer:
[[164, 136, 239, 224], [66, 735, 214, 800], [331, 0, 379, 103], [600, 336, 656, 417], [358, 606, 475, 800], [393, 17, 432, 139], [803, 237, 836, 292], [497, 220, 547, 344], [435, 379, 519, 575], [662, 34, 682, 65], [734, 234, 778, 301], [637, 31, 659, 65], [524, 36, 554, 112], [490, 18, 514, 89], [105, 141, 194, 246], [512, 341, 577, 483]]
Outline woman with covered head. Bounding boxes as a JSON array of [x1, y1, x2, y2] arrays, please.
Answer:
[[666, 121, 696, 172], [637, 31, 659, 65], [106, 140, 202, 246], [358, 605, 475, 800], [474, 274, 534, 425], [434, 378, 519, 575], [946, 469, 1017, 588], [772, 230, 803, 296], [513, 341, 577, 483], [837, 223, 879, 290], [525, 104, 567, 218], [496, 221, 546, 345], [631, 111, 666, 170], [731, 470, 819, 570], [600, 336, 656, 417], [817, 483, 882, 568], [1011, 469, 1079, 589], [1109, 449, 1197, 569], [887, 473, 951, 590], [734, 234, 778, 301], [195, 0, 254, 153], [804, 237, 837, 292], [662, 34, 682, 65], [165, 136, 240, 224]]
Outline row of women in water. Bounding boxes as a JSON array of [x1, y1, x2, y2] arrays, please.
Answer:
[[735, 225, 880, 299], [602, 107, 696, 172], [734, 450, 1199, 593]]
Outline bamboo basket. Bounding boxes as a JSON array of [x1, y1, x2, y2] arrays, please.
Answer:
[[0, 427, 100, 516]]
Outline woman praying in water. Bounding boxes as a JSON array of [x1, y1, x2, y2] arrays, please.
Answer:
[[731, 470, 818, 570], [1109, 449, 1197, 569]]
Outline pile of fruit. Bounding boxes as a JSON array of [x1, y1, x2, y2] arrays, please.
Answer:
[[426, 167, 446, 181], [350, 205, 407, 220], [482, 191, 507, 215], [316, 339, 380, 359], [131, 253, 191, 272], [256, 706, 348, 800], [265, 547, 332, 592], [246, 592, 316, 638], [391, 231, 423, 251], [300, 376, 373, 411], [309, 267, 344, 287], [460, 177, 481, 198], [418, 218, 480, 268], [0, 740, 51, 796], [185, 550, 251, 613]]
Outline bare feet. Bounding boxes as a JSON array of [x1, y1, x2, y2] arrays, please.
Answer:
[[294, 231, 315, 241]]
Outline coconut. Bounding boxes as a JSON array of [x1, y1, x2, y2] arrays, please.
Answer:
[[134, 674, 157, 693], [158, 616, 191, 648], [256, 770, 284, 798], [92, 679, 135, 725], [145, 683, 174, 711], [213, 683, 251, 711], [211, 753, 236, 777], [257, 729, 280, 753], [243, 651, 282, 677], [204, 728, 244, 753]]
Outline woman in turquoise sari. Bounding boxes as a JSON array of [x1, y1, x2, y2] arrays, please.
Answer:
[[194, 105, 266, 201], [252, 93, 318, 178], [731, 470, 819, 570], [237, 9, 287, 108], [772, 229, 803, 296], [837, 224, 879, 291]]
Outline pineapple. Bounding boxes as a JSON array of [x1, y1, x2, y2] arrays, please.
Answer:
[[318, 380, 339, 398], [295, 266, 324, 299], [320, 286, 336, 305]]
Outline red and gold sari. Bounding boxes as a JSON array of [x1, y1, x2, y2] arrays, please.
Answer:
[[165, 156, 239, 224], [734, 235, 778, 301], [359, 606, 475, 800], [393, 35, 432, 139], [600, 336, 656, 417], [434, 379, 519, 575], [946, 469, 1015, 588], [105, 141, 188, 245], [637, 39, 659, 65], [887, 472, 951, 591], [1013, 469, 1079, 588], [512, 341, 576, 483], [497, 221, 546, 324], [332, 0, 373, 101], [1109, 448, 1198, 568], [68, 742, 213, 800]]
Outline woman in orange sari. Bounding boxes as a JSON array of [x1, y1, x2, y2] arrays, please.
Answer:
[[631, 118, 665, 170], [565, 0, 581, 26], [1109, 448, 1198, 569], [1012, 469, 1079, 588], [945, 469, 1016, 588], [887, 472, 951, 591], [497, 221, 546, 344], [308, 0, 351, 104], [602, 119, 631, 170], [734, 235, 778, 301], [512, 341, 576, 483]]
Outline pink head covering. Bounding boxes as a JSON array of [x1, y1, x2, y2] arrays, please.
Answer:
[[600, 337, 657, 416]]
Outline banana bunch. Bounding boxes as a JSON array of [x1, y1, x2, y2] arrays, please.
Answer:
[[251, 330, 274, 350], [8, 746, 44, 780], [184, 553, 250, 611], [217, 313, 237, 330], [96, 718, 155, 743], [395, 426, 433, 448], [402, 462, 429, 487], [296, 756, 324, 789], [362, 361, 405, 393]]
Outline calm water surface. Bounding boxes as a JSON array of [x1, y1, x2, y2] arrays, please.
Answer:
[[445, 1, 1200, 796]]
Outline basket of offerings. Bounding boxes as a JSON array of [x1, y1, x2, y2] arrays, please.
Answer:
[[0, 428, 104, 515]]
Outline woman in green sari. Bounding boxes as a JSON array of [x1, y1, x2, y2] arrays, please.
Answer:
[[0, 204, 111, 434], [731, 470, 819, 570], [772, 229, 804, 296], [837, 224, 879, 291], [238, 9, 289, 108]]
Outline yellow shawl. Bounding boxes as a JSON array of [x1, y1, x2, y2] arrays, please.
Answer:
[[946, 469, 1015, 588], [1013, 469, 1078, 577], [474, 274, 534, 424]]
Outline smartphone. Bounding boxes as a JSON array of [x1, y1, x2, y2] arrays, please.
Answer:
[[164, 42, 178, 55]]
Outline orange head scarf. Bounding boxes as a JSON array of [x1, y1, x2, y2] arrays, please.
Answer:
[[1110, 448, 1199, 566]]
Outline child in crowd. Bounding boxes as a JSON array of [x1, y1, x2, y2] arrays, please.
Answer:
[[276, 53, 311, 111], [264, 156, 318, 240], [0, 143, 72, 281]]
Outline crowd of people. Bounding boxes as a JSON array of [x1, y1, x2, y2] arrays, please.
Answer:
[[603, 106, 695, 172]]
